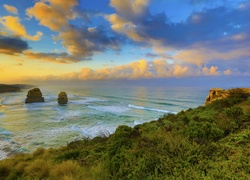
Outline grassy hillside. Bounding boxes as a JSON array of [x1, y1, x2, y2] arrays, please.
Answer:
[[0, 88, 250, 179]]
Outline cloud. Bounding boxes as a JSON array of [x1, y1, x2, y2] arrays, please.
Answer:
[[0, 16, 43, 41], [26, 0, 77, 31], [202, 66, 219, 76], [4, 4, 18, 14], [0, 36, 28, 55], [224, 69, 231, 75], [26, 0, 121, 62], [108, 0, 250, 68], [25, 59, 232, 81], [23, 50, 78, 64]]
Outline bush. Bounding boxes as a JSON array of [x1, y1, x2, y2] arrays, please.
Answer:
[[50, 160, 83, 179], [185, 121, 224, 143], [24, 159, 50, 179], [228, 88, 250, 100], [225, 106, 244, 118]]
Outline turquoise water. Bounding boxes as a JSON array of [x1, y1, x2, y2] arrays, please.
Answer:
[[0, 81, 208, 157]]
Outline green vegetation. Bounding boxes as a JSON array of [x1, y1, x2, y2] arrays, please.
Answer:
[[1, 88, 250, 179]]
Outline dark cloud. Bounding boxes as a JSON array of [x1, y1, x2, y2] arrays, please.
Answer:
[[141, 4, 250, 50], [0, 36, 28, 55], [23, 51, 83, 64], [109, 0, 249, 52], [145, 52, 159, 58]]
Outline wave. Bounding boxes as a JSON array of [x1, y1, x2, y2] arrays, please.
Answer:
[[70, 97, 108, 105], [128, 104, 176, 114], [88, 105, 130, 114]]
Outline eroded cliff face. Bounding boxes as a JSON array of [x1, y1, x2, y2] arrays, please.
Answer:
[[205, 88, 229, 105], [205, 88, 250, 105]]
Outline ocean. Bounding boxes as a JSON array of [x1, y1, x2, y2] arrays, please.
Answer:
[[0, 81, 209, 159]]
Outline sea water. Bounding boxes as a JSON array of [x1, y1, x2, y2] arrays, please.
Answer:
[[0, 81, 208, 159]]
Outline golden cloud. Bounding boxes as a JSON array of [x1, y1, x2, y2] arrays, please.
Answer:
[[0, 16, 43, 41], [173, 45, 250, 67], [26, 0, 77, 31], [202, 66, 219, 75], [23, 50, 77, 64], [3, 4, 18, 14], [110, 0, 149, 17]]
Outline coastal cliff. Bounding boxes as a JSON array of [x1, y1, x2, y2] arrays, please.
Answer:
[[0, 84, 34, 93], [0, 84, 20, 93], [205, 88, 250, 105]]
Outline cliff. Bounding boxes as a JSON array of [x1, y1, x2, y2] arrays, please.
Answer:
[[205, 87, 250, 105], [0, 84, 34, 93], [0, 84, 20, 93]]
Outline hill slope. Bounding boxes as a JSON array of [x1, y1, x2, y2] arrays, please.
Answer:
[[0, 88, 250, 179]]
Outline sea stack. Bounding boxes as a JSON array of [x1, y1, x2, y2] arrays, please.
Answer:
[[25, 88, 45, 103], [57, 92, 68, 105]]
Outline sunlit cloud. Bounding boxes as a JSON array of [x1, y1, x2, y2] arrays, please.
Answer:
[[224, 69, 231, 75], [24, 59, 232, 82], [3, 4, 18, 15], [107, 0, 250, 70], [202, 66, 219, 76], [26, 0, 120, 63], [0, 16, 43, 41], [23, 50, 77, 64]]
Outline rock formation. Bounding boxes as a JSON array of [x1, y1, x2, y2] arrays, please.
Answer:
[[0, 84, 20, 93], [57, 92, 68, 104], [205, 88, 229, 105], [25, 88, 45, 103]]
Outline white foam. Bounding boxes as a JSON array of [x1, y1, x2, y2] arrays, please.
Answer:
[[128, 104, 176, 114], [71, 97, 107, 104], [88, 105, 129, 114]]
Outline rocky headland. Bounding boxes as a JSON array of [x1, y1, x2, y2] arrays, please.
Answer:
[[205, 87, 250, 105], [0, 84, 20, 93], [0, 84, 34, 93]]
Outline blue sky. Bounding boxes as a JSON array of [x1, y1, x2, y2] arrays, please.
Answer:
[[0, 0, 249, 84]]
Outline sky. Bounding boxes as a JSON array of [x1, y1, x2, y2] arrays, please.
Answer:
[[0, 0, 249, 85]]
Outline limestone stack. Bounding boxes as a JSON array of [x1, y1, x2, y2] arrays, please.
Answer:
[[57, 92, 68, 104], [25, 88, 45, 103]]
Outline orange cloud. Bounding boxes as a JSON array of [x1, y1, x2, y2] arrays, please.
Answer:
[[26, 59, 213, 81], [110, 0, 149, 17], [23, 50, 77, 64], [107, 14, 144, 42], [4, 4, 18, 14], [107, 0, 149, 42], [0, 16, 43, 41], [202, 66, 219, 75], [224, 69, 231, 75], [26, 0, 77, 31], [173, 45, 250, 66]]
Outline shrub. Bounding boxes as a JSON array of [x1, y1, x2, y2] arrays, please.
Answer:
[[24, 159, 50, 179], [185, 121, 224, 143], [54, 150, 81, 163], [0, 160, 14, 178], [228, 88, 250, 100], [225, 106, 244, 118], [50, 160, 83, 179]]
